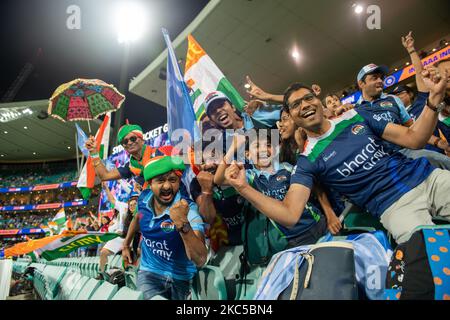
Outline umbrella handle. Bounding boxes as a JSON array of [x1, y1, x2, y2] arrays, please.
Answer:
[[87, 119, 91, 134]]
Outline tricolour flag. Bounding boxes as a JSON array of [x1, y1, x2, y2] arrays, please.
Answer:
[[77, 113, 111, 200], [4, 230, 120, 261], [184, 34, 246, 121]]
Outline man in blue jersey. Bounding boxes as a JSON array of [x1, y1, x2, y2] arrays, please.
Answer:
[[223, 67, 449, 244], [122, 155, 207, 300], [354, 33, 450, 169]]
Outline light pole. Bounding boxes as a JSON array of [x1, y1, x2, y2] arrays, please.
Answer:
[[112, 1, 147, 148]]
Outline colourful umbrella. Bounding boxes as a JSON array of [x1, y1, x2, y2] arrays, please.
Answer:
[[48, 78, 125, 131]]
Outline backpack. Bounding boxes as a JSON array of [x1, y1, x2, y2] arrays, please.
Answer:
[[384, 227, 450, 300]]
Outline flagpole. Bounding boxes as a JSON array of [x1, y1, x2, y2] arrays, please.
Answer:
[[75, 131, 80, 175]]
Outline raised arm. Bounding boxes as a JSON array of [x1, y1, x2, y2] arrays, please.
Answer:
[[382, 67, 448, 149], [194, 171, 218, 225], [402, 31, 427, 92], [170, 200, 207, 267], [102, 182, 116, 207], [225, 162, 310, 228], [246, 76, 284, 103], [85, 136, 122, 181]]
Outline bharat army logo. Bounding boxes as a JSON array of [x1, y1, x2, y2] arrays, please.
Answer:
[[351, 124, 366, 135]]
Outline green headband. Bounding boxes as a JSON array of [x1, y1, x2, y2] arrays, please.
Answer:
[[144, 156, 185, 181], [118, 124, 143, 144]]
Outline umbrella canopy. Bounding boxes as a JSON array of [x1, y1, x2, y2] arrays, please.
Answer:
[[48, 78, 125, 122]]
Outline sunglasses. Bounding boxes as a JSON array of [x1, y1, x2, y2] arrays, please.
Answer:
[[121, 136, 138, 146], [288, 93, 316, 110]]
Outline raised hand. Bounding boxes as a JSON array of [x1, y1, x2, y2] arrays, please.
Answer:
[[401, 31, 415, 52], [85, 136, 97, 154], [197, 171, 214, 193], [421, 66, 447, 105], [245, 75, 271, 101], [169, 199, 190, 228], [244, 99, 265, 116], [224, 161, 247, 191], [312, 84, 322, 97]]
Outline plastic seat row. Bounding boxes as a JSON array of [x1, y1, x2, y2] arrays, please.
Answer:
[[32, 265, 143, 300]]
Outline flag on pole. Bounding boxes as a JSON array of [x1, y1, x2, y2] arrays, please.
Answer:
[[77, 113, 111, 199], [162, 28, 199, 141], [184, 34, 246, 121], [75, 123, 89, 157], [4, 230, 120, 261]]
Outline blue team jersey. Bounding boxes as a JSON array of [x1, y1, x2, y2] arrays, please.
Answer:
[[137, 190, 205, 281], [246, 163, 322, 239], [356, 94, 413, 153], [290, 109, 435, 218]]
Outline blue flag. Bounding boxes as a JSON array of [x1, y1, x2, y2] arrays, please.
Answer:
[[162, 28, 199, 143], [75, 123, 89, 157]]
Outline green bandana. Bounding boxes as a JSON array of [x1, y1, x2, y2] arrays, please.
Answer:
[[117, 124, 143, 144], [143, 156, 185, 181]]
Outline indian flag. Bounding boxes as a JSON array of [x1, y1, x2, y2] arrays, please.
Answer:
[[4, 230, 120, 261], [77, 113, 111, 200], [184, 34, 245, 121]]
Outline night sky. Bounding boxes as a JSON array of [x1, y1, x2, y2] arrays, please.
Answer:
[[0, 0, 209, 132]]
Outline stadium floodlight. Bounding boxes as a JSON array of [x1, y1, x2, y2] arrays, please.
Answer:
[[114, 1, 147, 44]]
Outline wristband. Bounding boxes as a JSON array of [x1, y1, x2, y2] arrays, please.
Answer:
[[90, 152, 100, 159], [408, 50, 416, 54]]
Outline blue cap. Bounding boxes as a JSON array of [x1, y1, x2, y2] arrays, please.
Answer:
[[390, 85, 413, 95], [129, 191, 140, 199], [357, 63, 389, 82]]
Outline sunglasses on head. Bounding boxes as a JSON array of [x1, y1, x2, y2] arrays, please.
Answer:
[[121, 136, 138, 146]]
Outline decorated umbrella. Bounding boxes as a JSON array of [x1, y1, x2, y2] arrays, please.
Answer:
[[48, 78, 125, 132]]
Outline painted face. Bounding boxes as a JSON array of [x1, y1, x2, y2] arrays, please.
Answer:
[[150, 171, 180, 206], [287, 88, 325, 131], [359, 73, 384, 98], [279, 111, 296, 140]]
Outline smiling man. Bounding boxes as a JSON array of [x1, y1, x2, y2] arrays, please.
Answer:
[[355, 63, 450, 169], [85, 123, 175, 186], [224, 67, 450, 245]]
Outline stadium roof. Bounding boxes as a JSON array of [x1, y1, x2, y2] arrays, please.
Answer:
[[0, 100, 100, 163], [129, 0, 450, 107]]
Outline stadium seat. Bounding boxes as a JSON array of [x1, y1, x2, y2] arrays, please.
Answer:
[[68, 275, 90, 300], [192, 265, 228, 300], [89, 281, 119, 300], [42, 266, 68, 299], [111, 286, 144, 300], [234, 266, 265, 300], [74, 278, 103, 300], [54, 270, 82, 300]]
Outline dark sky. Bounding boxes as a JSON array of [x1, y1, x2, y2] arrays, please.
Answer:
[[0, 0, 209, 132]]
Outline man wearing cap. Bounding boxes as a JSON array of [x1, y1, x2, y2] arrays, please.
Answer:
[[355, 63, 450, 169], [203, 91, 280, 132], [85, 124, 175, 186], [122, 155, 207, 300]]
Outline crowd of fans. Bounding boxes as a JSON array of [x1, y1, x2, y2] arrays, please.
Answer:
[[0, 161, 77, 188], [0, 187, 87, 207]]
